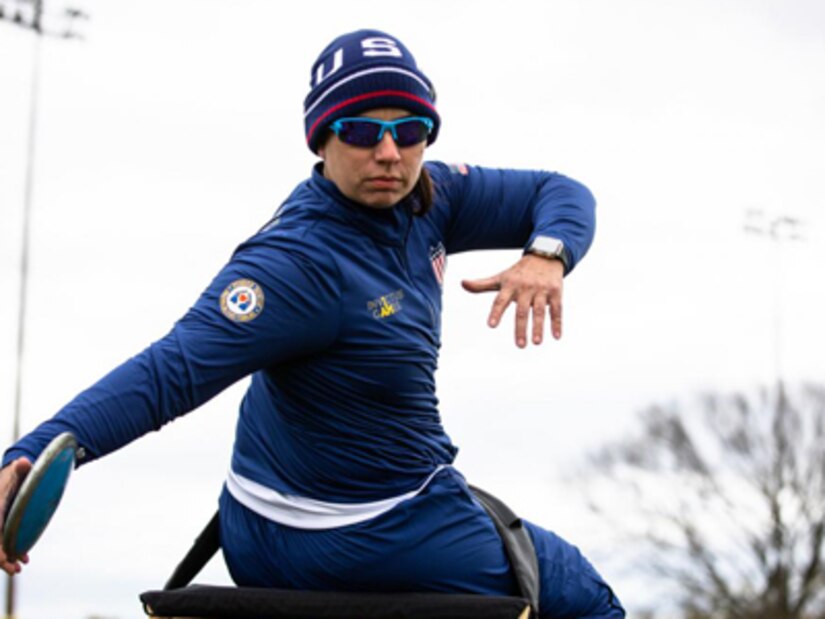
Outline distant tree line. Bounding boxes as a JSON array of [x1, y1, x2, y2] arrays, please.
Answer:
[[584, 382, 825, 619]]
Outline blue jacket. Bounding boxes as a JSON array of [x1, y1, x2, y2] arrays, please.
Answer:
[[3, 162, 595, 503]]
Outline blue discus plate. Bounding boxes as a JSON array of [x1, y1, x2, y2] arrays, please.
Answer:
[[3, 432, 77, 562]]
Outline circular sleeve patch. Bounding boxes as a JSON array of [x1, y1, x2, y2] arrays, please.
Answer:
[[220, 279, 265, 322]]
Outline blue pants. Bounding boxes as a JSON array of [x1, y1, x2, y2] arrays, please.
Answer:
[[219, 468, 624, 618]]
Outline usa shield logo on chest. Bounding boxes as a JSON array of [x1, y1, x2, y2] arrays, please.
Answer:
[[429, 242, 446, 287]]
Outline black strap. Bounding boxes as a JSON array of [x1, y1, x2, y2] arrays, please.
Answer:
[[164, 511, 221, 590], [469, 485, 540, 616]]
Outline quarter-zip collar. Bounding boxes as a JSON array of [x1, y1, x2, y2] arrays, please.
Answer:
[[310, 163, 412, 248]]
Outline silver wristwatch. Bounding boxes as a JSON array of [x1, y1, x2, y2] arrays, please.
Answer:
[[525, 235, 569, 270]]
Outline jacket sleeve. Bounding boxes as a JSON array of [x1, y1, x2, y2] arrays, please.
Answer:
[[426, 162, 596, 273], [2, 231, 341, 468]]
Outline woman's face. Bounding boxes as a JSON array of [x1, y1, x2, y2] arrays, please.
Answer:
[[318, 108, 426, 209]]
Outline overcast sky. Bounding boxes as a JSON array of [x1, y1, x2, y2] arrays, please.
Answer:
[[1, 0, 824, 616]]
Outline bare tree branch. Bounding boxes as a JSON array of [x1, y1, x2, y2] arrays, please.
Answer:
[[580, 383, 825, 619]]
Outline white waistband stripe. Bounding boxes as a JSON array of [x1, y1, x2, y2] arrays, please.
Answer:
[[226, 465, 448, 530]]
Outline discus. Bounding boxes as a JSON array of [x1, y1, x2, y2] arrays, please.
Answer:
[[2, 432, 78, 562]]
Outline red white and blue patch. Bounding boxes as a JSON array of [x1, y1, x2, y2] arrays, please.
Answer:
[[220, 279, 265, 323], [430, 242, 447, 287], [447, 162, 469, 175]]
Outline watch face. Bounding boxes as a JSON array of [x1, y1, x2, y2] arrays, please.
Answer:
[[532, 236, 564, 256]]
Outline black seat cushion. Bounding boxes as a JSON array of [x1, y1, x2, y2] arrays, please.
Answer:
[[140, 584, 532, 619]]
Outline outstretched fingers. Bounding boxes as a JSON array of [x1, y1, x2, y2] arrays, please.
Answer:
[[463, 255, 565, 347]]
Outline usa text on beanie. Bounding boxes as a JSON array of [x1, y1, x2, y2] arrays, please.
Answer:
[[303, 30, 440, 154]]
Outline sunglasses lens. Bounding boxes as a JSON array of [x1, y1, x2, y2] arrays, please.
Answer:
[[332, 118, 431, 147], [394, 120, 430, 147], [336, 121, 383, 147]]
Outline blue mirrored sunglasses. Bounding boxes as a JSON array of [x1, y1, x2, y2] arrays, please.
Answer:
[[329, 117, 434, 148]]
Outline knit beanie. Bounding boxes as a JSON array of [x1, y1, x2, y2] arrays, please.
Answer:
[[304, 29, 440, 153]]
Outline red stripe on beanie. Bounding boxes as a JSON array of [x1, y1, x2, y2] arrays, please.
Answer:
[[307, 90, 436, 145]]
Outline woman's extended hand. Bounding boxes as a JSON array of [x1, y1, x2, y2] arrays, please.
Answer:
[[0, 457, 33, 575], [462, 254, 565, 348]]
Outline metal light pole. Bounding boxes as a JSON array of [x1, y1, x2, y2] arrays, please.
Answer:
[[1, 1, 88, 617], [743, 208, 806, 386]]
